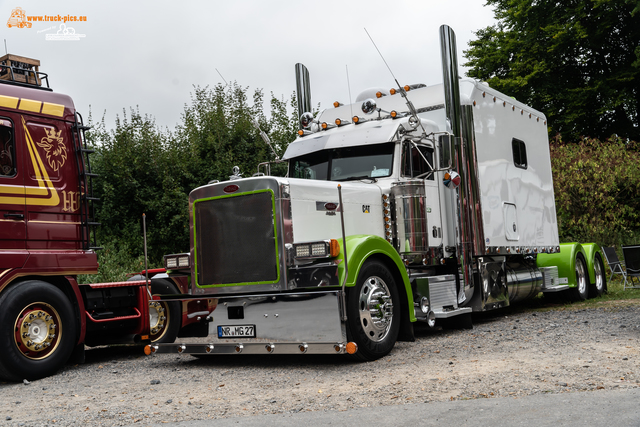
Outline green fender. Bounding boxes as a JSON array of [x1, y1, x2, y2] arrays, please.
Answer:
[[336, 235, 416, 322], [581, 243, 605, 287], [536, 242, 587, 289]]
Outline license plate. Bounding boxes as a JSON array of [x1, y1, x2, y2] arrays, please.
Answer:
[[218, 325, 256, 338]]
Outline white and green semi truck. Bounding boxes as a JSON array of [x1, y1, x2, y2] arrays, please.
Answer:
[[150, 25, 606, 361]]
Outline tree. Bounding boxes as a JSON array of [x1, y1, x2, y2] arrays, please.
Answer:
[[464, 0, 640, 141], [82, 84, 299, 283]]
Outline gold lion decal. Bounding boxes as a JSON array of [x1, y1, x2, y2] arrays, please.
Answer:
[[36, 127, 67, 171]]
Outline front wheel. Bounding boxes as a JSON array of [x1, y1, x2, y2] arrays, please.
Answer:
[[0, 280, 77, 381], [346, 260, 400, 361]]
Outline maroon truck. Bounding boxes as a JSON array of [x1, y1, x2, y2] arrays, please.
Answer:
[[0, 54, 195, 381]]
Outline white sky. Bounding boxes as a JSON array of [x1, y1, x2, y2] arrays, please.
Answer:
[[2, 0, 496, 130]]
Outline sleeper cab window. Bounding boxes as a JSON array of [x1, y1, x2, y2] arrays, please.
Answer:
[[512, 138, 527, 170], [0, 119, 16, 177]]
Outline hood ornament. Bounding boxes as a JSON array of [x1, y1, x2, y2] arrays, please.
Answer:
[[229, 165, 242, 180]]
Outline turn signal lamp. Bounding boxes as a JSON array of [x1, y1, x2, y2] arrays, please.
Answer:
[[329, 239, 340, 257], [144, 345, 152, 355], [346, 342, 358, 355]]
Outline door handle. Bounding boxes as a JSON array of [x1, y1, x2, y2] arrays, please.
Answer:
[[4, 213, 24, 220]]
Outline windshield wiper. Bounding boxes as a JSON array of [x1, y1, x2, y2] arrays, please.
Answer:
[[336, 175, 378, 182]]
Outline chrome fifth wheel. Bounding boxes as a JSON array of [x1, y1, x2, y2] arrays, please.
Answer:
[[589, 253, 607, 298], [0, 280, 77, 381], [571, 253, 589, 301], [347, 260, 400, 361]]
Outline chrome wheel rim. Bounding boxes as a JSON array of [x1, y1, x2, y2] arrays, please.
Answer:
[[594, 258, 604, 292], [358, 276, 394, 342], [14, 302, 62, 360], [149, 301, 168, 341], [576, 258, 587, 296]]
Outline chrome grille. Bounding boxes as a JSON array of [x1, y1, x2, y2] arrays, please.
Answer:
[[194, 190, 278, 286]]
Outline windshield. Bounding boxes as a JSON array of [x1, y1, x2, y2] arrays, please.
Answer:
[[291, 142, 394, 181]]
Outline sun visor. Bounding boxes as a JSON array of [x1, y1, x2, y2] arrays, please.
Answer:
[[282, 123, 398, 160]]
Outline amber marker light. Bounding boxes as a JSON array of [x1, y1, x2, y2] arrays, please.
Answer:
[[376, 91, 383, 98], [352, 116, 360, 124], [321, 122, 328, 130], [335, 118, 342, 126], [403, 85, 410, 91], [390, 88, 396, 95], [144, 345, 152, 355], [333, 101, 341, 108], [390, 111, 397, 118], [346, 342, 358, 354], [330, 239, 340, 257], [297, 130, 304, 136]]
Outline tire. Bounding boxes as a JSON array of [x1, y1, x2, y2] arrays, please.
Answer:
[[588, 253, 606, 299], [0, 280, 77, 381], [570, 253, 589, 301], [148, 279, 181, 344], [346, 260, 400, 361]]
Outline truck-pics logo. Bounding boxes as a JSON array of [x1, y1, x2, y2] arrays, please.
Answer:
[[6, 7, 31, 28], [36, 127, 67, 171], [6, 7, 87, 41]]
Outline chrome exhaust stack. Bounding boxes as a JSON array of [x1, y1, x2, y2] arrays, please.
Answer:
[[439, 24, 483, 305], [295, 63, 312, 129]]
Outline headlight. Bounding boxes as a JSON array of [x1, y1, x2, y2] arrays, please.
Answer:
[[293, 240, 340, 259], [164, 253, 190, 269]]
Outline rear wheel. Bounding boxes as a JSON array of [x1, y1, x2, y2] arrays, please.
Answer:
[[570, 253, 589, 301], [589, 253, 606, 298], [346, 260, 400, 361], [0, 280, 77, 381]]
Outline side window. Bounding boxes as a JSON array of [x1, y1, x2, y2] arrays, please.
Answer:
[[402, 142, 434, 180], [0, 120, 15, 177], [512, 138, 527, 169]]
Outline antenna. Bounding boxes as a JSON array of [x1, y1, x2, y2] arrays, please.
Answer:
[[345, 65, 353, 120], [364, 28, 426, 135], [215, 68, 228, 85], [4, 40, 7, 55]]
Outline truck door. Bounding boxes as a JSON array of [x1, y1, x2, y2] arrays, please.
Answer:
[[20, 116, 81, 250], [0, 117, 26, 251], [401, 141, 443, 248]]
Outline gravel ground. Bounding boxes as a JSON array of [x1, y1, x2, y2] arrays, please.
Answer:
[[1, 300, 639, 426]]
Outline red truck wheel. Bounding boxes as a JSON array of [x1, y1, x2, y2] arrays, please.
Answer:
[[148, 279, 181, 344], [0, 280, 77, 381]]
